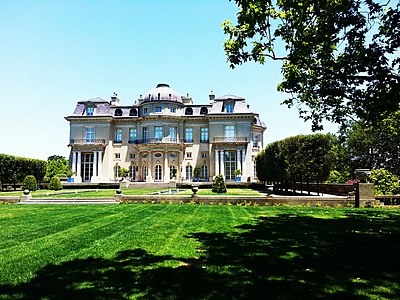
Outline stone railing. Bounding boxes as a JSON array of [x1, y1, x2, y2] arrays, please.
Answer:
[[131, 137, 184, 144], [212, 137, 248, 144], [69, 139, 106, 146]]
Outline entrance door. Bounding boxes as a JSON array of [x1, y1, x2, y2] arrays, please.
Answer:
[[81, 153, 94, 182]]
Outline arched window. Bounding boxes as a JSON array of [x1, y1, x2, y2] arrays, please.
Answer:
[[115, 108, 123, 116], [155, 165, 162, 181], [129, 108, 137, 116], [170, 165, 177, 179], [185, 165, 193, 181], [129, 165, 136, 181], [114, 165, 121, 179], [142, 165, 148, 182], [201, 165, 208, 181], [200, 107, 208, 115], [185, 107, 193, 115]]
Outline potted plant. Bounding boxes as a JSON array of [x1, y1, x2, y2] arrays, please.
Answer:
[[120, 168, 129, 180], [170, 168, 177, 180], [66, 170, 75, 183], [193, 167, 201, 182], [234, 169, 242, 182]]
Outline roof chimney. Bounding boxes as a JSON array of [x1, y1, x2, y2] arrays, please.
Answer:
[[111, 92, 120, 105], [209, 90, 215, 102]]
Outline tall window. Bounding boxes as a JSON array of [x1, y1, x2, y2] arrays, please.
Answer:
[[86, 107, 94, 116], [170, 165, 177, 179], [85, 128, 95, 143], [155, 126, 163, 141], [201, 165, 208, 180], [200, 127, 208, 142], [129, 165, 136, 181], [169, 127, 177, 142], [254, 158, 257, 178], [224, 151, 237, 181], [115, 129, 122, 143], [129, 128, 137, 143], [225, 125, 235, 142], [81, 153, 94, 182], [253, 134, 258, 148], [114, 165, 121, 179], [142, 165, 148, 181], [155, 165, 162, 181], [142, 127, 148, 142], [186, 165, 193, 181], [185, 128, 193, 143]]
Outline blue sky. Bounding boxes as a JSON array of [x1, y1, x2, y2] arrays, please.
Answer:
[[0, 0, 337, 160]]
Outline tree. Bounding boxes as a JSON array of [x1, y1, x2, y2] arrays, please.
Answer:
[[45, 156, 68, 180], [341, 112, 400, 176], [223, 0, 400, 130]]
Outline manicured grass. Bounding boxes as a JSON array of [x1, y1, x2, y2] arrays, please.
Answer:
[[1, 188, 264, 198], [0, 205, 399, 299]]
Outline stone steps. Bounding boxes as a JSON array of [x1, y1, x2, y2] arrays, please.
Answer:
[[19, 198, 118, 205]]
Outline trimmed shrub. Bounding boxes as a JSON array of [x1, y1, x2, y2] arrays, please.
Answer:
[[212, 175, 227, 193], [49, 176, 63, 191], [22, 175, 37, 192]]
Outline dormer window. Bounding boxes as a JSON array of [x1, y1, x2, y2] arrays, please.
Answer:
[[225, 103, 234, 113], [185, 107, 193, 115], [115, 108, 123, 116], [155, 107, 162, 113], [129, 108, 138, 116], [143, 108, 148, 115], [170, 107, 176, 113], [86, 107, 94, 116], [200, 107, 208, 115]]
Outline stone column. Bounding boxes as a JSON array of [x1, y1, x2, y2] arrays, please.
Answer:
[[242, 149, 246, 179], [237, 149, 241, 173], [220, 150, 225, 179], [98, 151, 103, 180], [71, 151, 77, 174], [215, 150, 219, 176], [76, 151, 82, 183], [147, 152, 153, 182], [164, 153, 170, 182], [93, 151, 98, 177], [178, 151, 184, 182]]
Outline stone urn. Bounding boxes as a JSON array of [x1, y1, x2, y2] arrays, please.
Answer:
[[191, 185, 199, 197]]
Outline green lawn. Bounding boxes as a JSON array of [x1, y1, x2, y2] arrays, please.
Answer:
[[1, 188, 264, 198], [0, 206, 399, 299]]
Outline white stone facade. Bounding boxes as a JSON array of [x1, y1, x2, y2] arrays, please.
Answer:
[[65, 84, 266, 183]]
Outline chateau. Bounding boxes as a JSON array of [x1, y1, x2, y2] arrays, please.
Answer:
[[65, 84, 266, 183]]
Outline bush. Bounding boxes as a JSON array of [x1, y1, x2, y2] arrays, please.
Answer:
[[368, 169, 400, 195], [212, 175, 227, 193], [22, 175, 37, 192], [325, 170, 351, 183], [49, 176, 63, 191]]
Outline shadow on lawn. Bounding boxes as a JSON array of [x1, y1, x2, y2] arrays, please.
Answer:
[[1, 210, 400, 299]]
